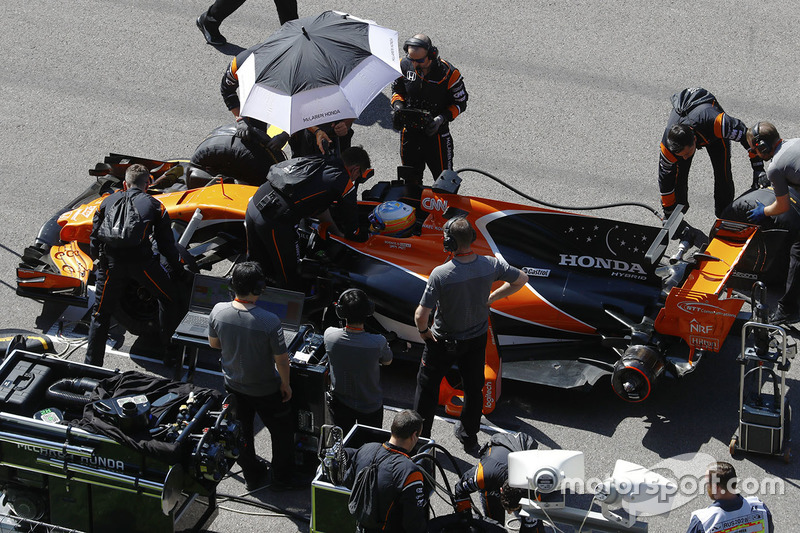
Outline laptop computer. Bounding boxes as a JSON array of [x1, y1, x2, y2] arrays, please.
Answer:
[[174, 274, 233, 338], [255, 286, 305, 348]]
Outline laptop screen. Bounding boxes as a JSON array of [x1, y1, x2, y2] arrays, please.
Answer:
[[256, 287, 305, 328], [190, 275, 233, 311]]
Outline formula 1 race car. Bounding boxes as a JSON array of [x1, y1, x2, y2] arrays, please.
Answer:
[[16, 148, 776, 406]]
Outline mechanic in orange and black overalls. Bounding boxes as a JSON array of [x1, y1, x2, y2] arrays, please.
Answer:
[[391, 34, 468, 183], [85, 164, 185, 367], [658, 87, 765, 219], [345, 409, 428, 533], [453, 432, 544, 531], [244, 147, 372, 290]]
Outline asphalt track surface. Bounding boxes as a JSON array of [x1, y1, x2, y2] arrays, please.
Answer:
[[2, 1, 800, 532]]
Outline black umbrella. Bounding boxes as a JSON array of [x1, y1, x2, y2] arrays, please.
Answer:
[[237, 11, 401, 134]]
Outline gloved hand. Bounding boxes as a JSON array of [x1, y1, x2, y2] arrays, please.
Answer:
[[454, 496, 472, 514], [752, 170, 770, 189], [234, 119, 250, 141], [266, 132, 290, 152], [392, 101, 406, 131], [747, 201, 767, 223], [426, 114, 445, 136]]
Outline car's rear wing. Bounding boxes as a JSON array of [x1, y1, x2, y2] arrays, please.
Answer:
[[654, 219, 759, 355]]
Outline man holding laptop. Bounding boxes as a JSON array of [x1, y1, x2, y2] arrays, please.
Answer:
[[207, 261, 299, 491]]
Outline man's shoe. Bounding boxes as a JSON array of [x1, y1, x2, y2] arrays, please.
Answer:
[[245, 472, 270, 492], [455, 432, 479, 452], [769, 307, 800, 325], [162, 343, 183, 368], [244, 461, 270, 491], [196, 13, 226, 45]]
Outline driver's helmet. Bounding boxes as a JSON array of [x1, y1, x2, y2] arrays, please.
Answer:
[[368, 201, 416, 237]]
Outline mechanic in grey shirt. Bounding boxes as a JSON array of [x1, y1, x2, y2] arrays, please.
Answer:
[[746, 122, 800, 323], [208, 261, 296, 491], [413, 217, 528, 449], [324, 288, 393, 435]]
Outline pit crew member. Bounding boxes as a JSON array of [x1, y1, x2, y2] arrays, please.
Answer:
[[658, 87, 764, 219], [244, 146, 372, 289], [454, 431, 543, 531], [413, 217, 528, 450], [391, 34, 468, 183], [745, 121, 800, 324], [207, 261, 298, 491], [324, 288, 393, 435], [686, 461, 774, 533], [220, 47, 291, 156], [85, 164, 184, 367], [345, 409, 428, 532]]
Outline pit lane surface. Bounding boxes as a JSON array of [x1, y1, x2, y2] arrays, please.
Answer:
[[2, 1, 799, 531]]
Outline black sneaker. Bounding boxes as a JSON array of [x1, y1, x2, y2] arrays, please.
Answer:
[[454, 431, 479, 452], [161, 343, 183, 368], [769, 307, 800, 325], [196, 13, 226, 45], [244, 461, 271, 491]]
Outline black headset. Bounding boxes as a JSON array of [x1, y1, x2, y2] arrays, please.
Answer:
[[751, 122, 774, 155], [442, 216, 476, 252], [335, 288, 375, 320], [403, 36, 438, 60]]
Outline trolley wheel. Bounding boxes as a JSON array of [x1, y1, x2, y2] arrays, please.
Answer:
[[729, 436, 739, 457]]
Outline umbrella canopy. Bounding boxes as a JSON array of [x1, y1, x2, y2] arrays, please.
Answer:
[[237, 11, 402, 134]]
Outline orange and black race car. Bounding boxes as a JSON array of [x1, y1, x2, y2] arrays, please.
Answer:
[[16, 149, 780, 407]]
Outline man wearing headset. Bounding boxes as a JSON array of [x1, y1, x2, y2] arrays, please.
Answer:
[[413, 217, 528, 450], [324, 288, 393, 435], [746, 121, 800, 324], [207, 261, 298, 491], [658, 87, 765, 219], [391, 34, 468, 183]]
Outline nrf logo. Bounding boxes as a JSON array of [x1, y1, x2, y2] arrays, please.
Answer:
[[689, 319, 713, 334]]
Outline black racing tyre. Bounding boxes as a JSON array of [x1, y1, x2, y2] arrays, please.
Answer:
[[113, 244, 195, 336], [113, 280, 160, 336], [721, 187, 800, 231]]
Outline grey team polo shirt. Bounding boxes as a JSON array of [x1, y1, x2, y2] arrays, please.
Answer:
[[208, 302, 287, 397], [420, 255, 521, 340]]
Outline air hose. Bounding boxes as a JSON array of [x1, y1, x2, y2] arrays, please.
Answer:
[[456, 167, 663, 220], [45, 377, 100, 408]]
